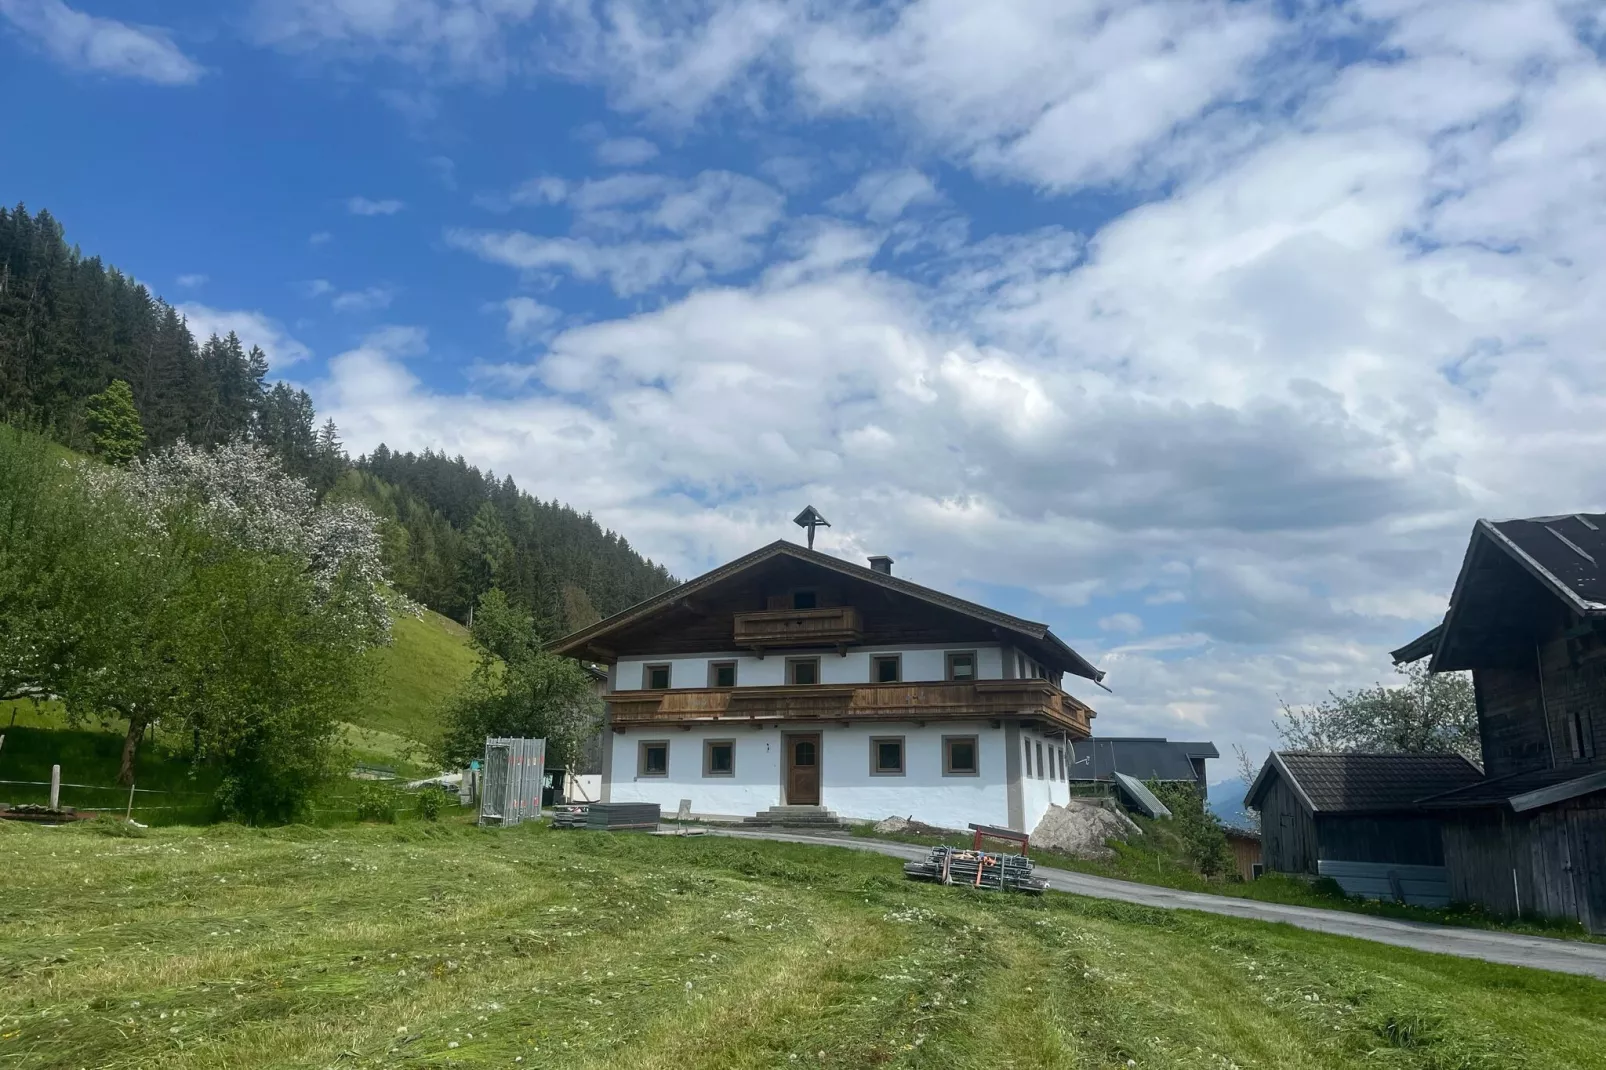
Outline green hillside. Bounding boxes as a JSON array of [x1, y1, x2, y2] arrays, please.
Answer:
[[347, 608, 478, 743]]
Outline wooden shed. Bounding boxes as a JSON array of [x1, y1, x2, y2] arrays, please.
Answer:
[[1245, 751, 1482, 875], [1393, 512, 1606, 932], [1223, 826, 1262, 881]]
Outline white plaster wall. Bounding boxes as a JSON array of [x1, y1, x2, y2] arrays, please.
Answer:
[[615, 644, 1007, 691], [606, 721, 1010, 828], [1015, 728, 1066, 833]]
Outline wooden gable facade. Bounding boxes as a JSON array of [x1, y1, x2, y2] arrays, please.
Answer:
[[1394, 513, 1606, 932]]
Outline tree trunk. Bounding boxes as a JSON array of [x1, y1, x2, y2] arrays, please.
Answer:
[[118, 713, 148, 785]]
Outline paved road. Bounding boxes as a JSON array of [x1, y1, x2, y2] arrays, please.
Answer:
[[707, 828, 1606, 981]]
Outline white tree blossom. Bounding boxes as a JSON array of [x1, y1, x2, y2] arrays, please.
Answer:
[[79, 440, 416, 648]]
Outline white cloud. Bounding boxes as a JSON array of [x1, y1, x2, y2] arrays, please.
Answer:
[[346, 196, 405, 216], [499, 296, 560, 344], [1098, 613, 1143, 635], [175, 273, 208, 288], [0, 0, 204, 85], [595, 136, 660, 167], [827, 168, 940, 223], [309, 231, 332, 245], [451, 169, 786, 295], [330, 285, 397, 313], [177, 304, 311, 369]]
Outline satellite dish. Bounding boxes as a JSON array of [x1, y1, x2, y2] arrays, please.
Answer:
[[793, 505, 830, 549]]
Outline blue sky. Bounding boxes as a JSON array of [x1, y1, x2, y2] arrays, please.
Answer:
[[5, 0, 1606, 775]]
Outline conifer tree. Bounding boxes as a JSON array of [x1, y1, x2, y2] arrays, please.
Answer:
[[83, 379, 144, 465]]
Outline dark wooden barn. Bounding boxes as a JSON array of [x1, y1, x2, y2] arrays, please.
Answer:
[[1393, 512, 1606, 932], [1245, 751, 1481, 875]]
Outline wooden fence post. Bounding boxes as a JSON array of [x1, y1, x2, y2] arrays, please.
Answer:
[[126, 782, 137, 821], [49, 764, 61, 810]]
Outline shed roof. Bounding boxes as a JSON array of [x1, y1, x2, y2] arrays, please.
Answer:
[[1418, 766, 1606, 812], [1393, 513, 1606, 671], [1067, 737, 1218, 783], [1245, 751, 1483, 815]]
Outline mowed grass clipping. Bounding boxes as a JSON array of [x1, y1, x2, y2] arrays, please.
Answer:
[[2, 820, 1604, 1070]]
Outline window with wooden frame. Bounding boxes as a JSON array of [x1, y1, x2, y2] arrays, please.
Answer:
[[708, 660, 738, 688], [791, 588, 818, 610], [871, 654, 902, 684], [870, 736, 905, 776], [786, 656, 821, 686], [1023, 738, 1033, 777], [1058, 747, 1067, 780], [945, 650, 977, 681], [1036, 742, 1046, 779], [703, 739, 735, 777], [638, 740, 669, 777], [1047, 746, 1056, 780], [643, 663, 672, 690], [943, 735, 979, 776]]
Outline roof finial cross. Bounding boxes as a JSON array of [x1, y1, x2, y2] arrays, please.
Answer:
[[793, 505, 830, 550]]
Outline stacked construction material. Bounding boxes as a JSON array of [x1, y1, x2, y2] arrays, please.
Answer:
[[902, 846, 1047, 894], [552, 802, 661, 830], [551, 805, 589, 829]]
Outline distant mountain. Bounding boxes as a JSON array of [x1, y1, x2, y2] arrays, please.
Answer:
[[1208, 776, 1255, 829]]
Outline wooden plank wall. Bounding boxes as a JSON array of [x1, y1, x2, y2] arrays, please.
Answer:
[[1316, 815, 1446, 866], [1258, 774, 1318, 875], [1441, 797, 1606, 933], [1475, 664, 1550, 778]]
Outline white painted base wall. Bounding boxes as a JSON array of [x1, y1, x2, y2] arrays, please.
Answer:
[[607, 720, 1079, 831]]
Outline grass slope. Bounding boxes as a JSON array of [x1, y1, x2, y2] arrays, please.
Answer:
[[2, 819, 1603, 1070], [348, 609, 477, 745]]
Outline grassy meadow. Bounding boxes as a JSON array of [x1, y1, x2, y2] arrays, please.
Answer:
[[2, 817, 1604, 1070]]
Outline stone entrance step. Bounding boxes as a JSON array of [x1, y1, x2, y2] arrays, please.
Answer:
[[741, 805, 851, 830]]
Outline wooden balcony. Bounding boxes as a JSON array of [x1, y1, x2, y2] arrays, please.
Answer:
[[732, 606, 862, 649], [608, 678, 1093, 735]]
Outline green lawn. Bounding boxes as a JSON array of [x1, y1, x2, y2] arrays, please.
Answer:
[[2, 819, 1602, 1070]]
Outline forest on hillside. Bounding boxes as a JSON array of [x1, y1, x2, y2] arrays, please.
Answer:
[[0, 204, 675, 635]]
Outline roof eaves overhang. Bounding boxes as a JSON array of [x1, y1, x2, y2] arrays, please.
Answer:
[[1510, 769, 1606, 813], [1244, 752, 1318, 814], [1429, 519, 1606, 673], [550, 539, 1107, 681]]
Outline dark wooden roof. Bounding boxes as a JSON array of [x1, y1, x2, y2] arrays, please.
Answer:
[[1394, 513, 1606, 671], [1418, 765, 1606, 812], [1246, 751, 1483, 814], [550, 539, 1104, 681], [1067, 737, 1218, 782]]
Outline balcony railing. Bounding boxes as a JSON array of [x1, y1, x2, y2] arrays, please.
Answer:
[[732, 606, 862, 648], [607, 678, 1093, 735]]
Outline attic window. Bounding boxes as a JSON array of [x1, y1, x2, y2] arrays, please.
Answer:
[[872, 655, 902, 683], [709, 661, 738, 688], [946, 651, 976, 681], [644, 664, 672, 690], [792, 589, 818, 610]]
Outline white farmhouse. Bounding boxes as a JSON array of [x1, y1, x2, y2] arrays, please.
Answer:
[[552, 539, 1104, 832]]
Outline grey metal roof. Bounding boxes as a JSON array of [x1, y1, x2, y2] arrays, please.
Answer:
[[1418, 765, 1606, 812], [1067, 737, 1217, 783], [1398, 513, 1606, 670], [1113, 772, 1172, 818], [1245, 751, 1483, 814], [551, 539, 1105, 681]]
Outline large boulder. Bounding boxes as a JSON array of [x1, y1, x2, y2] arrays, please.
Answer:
[[1030, 800, 1140, 860]]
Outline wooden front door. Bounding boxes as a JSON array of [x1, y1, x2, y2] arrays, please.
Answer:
[[785, 733, 821, 805]]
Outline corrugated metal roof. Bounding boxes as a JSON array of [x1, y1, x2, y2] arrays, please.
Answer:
[[1067, 738, 1216, 782], [1246, 751, 1483, 814]]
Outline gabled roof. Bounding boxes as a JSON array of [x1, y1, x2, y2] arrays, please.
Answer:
[[1067, 737, 1217, 782], [1394, 513, 1606, 671], [550, 539, 1104, 681], [1418, 765, 1606, 812], [1245, 751, 1483, 814]]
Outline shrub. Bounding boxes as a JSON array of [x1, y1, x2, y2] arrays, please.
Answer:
[[415, 785, 448, 821], [355, 782, 398, 823]]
